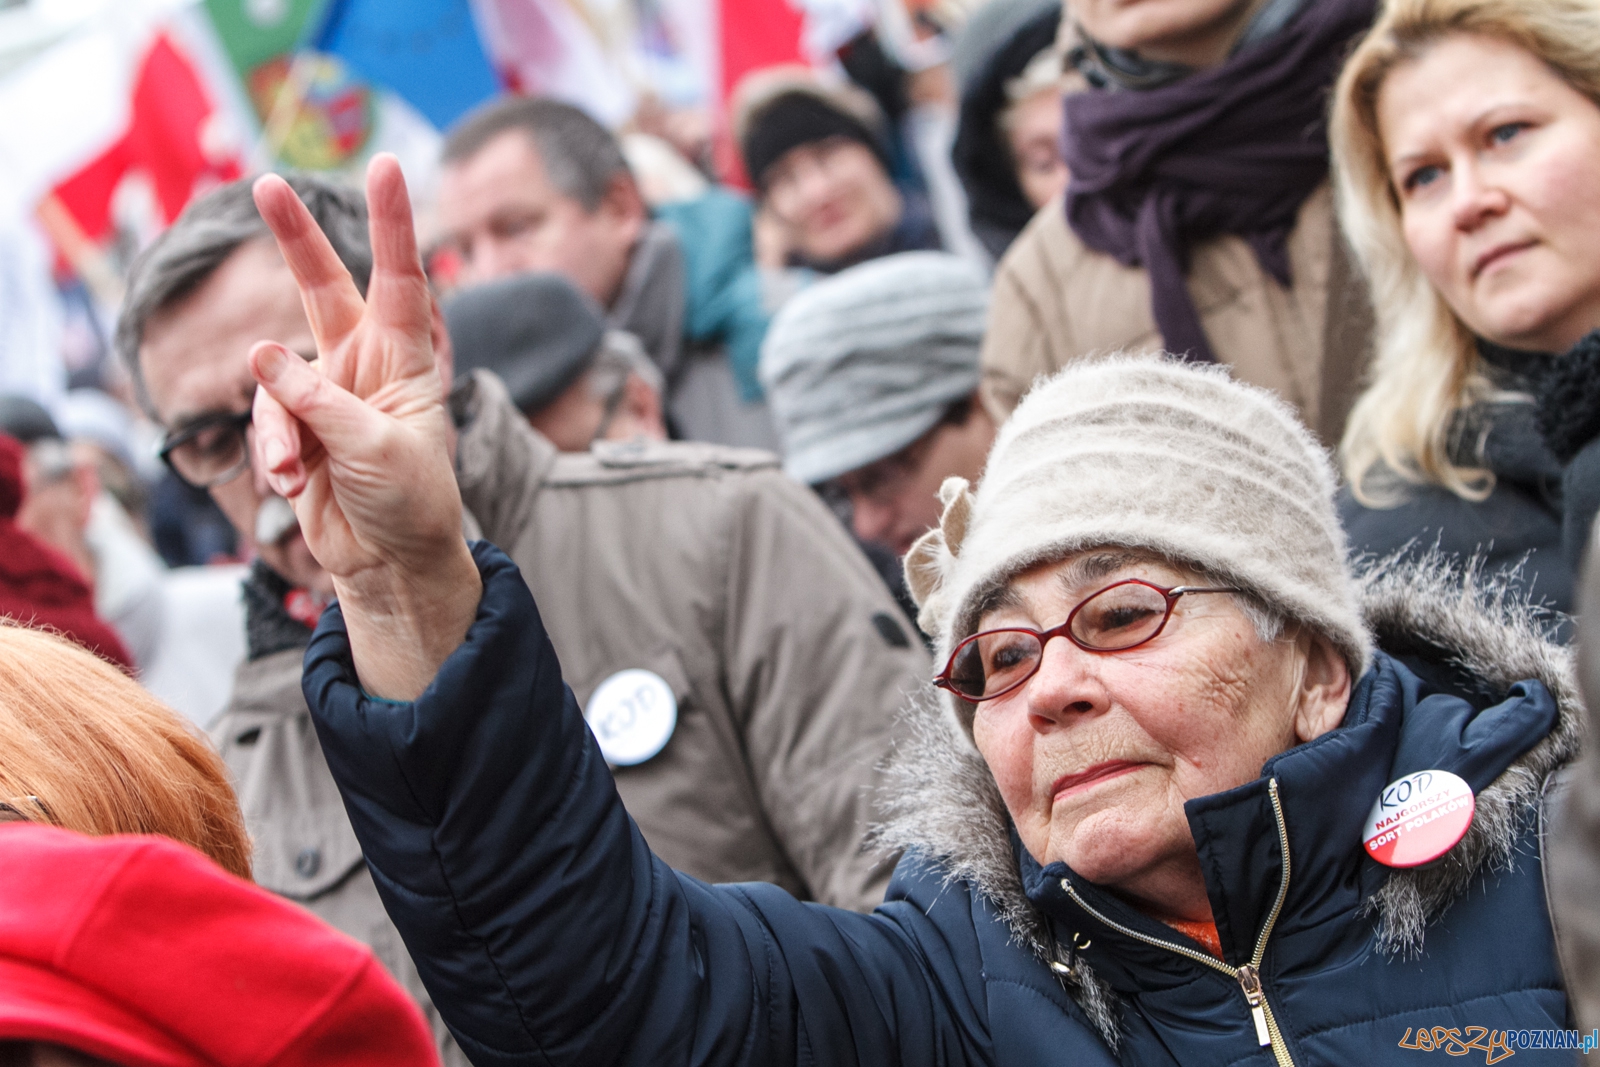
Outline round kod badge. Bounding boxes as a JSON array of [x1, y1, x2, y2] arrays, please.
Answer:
[[584, 669, 677, 766], [1362, 769, 1475, 868]]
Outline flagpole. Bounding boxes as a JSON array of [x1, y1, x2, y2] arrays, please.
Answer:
[[35, 194, 125, 308]]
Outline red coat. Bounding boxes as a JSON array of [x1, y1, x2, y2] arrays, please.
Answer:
[[0, 433, 133, 671]]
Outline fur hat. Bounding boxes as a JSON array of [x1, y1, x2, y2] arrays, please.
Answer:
[[906, 355, 1372, 717]]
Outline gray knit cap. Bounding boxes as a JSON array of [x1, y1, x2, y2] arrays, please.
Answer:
[[906, 355, 1372, 717], [760, 252, 989, 485]]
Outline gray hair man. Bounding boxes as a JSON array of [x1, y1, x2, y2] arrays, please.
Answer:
[[119, 169, 931, 1064], [436, 98, 775, 450]]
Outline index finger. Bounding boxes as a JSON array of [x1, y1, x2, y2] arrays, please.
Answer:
[[253, 174, 366, 353], [362, 154, 433, 349]]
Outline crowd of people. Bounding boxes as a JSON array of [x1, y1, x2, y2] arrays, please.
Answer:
[[4, 0, 1600, 1062]]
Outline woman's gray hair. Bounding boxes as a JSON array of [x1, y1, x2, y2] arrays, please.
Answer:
[[116, 174, 371, 413]]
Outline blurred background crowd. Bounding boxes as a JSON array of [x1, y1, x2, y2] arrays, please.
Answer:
[[7, 0, 1600, 1060], [0, 0, 1071, 726]]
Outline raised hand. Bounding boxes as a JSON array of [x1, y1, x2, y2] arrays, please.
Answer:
[[248, 154, 480, 699]]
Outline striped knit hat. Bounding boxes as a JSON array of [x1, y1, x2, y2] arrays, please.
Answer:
[[906, 354, 1372, 719], [760, 252, 989, 485]]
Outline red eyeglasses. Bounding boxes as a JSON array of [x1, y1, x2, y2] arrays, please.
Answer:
[[934, 579, 1240, 703]]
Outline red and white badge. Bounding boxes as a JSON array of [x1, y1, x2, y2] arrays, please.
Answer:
[[1362, 769, 1475, 868]]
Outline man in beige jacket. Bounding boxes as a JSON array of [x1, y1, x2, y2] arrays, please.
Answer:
[[982, 0, 1376, 445], [121, 175, 928, 1063]]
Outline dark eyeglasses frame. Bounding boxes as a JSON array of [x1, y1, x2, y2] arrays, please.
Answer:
[[157, 408, 254, 490], [934, 579, 1241, 703]]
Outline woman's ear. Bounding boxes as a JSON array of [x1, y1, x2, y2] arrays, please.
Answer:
[[1292, 630, 1352, 743]]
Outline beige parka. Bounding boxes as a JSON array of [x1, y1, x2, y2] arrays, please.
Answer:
[[979, 184, 1373, 445]]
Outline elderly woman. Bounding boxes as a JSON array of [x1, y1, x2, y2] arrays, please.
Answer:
[[247, 157, 1576, 1065], [1333, 0, 1600, 614]]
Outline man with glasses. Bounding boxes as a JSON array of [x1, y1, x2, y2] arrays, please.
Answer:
[[120, 171, 930, 1064], [760, 252, 995, 622]]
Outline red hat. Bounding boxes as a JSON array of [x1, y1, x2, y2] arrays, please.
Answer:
[[0, 433, 133, 671], [0, 824, 440, 1066]]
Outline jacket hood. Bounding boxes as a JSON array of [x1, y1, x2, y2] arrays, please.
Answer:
[[949, 0, 1062, 259], [876, 553, 1583, 1046]]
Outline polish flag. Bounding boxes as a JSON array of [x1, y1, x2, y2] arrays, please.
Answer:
[[49, 31, 243, 245]]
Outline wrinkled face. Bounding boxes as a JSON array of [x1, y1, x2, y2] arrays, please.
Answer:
[[969, 551, 1322, 918], [763, 137, 903, 265], [437, 131, 641, 305], [1069, 0, 1265, 67], [829, 402, 995, 558], [140, 240, 331, 595], [1004, 88, 1069, 210], [1378, 34, 1600, 355]]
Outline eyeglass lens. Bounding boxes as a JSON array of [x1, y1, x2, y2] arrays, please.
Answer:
[[165, 415, 250, 488], [945, 582, 1175, 701]]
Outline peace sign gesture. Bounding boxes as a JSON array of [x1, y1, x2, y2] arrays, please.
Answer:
[[249, 155, 480, 699]]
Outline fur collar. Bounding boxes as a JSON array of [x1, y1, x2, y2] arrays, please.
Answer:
[[875, 555, 1584, 1049]]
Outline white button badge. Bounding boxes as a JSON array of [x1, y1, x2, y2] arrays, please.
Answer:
[[584, 669, 678, 766], [1362, 768, 1475, 868]]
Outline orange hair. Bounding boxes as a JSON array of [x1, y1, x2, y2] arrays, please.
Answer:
[[0, 621, 251, 880]]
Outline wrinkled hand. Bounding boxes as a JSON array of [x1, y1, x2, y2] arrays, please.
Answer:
[[249, 155, 480, 699]]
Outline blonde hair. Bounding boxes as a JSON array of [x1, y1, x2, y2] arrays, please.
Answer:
[[0, 622, 252, 879], [1331, 0, 1600, 503]]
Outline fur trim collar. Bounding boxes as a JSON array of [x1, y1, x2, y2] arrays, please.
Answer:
[[876, 555, 1584, 1048]]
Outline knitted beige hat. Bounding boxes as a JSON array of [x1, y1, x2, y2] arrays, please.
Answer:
[[906, 355, 1372, 712]]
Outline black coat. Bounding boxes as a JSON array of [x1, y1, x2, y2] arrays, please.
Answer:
[[302, 544, 1576, 1066]]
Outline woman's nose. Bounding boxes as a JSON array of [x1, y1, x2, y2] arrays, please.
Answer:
[[1451, 160, 1511, 232], [1022, 636, 1104, 729]]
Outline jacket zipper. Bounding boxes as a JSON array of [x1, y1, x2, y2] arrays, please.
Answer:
[[1059, 777, 1297, 1067]]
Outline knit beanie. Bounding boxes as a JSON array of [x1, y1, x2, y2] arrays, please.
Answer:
[[741, 89, 892, 189], [444, 272, 606, 415], [761, 252, 989, 485], [906, 355, 1372, 722]]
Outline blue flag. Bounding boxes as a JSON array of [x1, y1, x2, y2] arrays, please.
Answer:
[[306, 0, 502, 130]]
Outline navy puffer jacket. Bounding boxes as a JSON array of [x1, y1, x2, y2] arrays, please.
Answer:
[[303, 544, 1579, 1066]]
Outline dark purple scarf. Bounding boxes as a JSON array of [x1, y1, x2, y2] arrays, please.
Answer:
[[1061, 0, 1377, 362]]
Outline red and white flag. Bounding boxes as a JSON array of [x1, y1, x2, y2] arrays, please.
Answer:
[[50, 31, 243, 246]]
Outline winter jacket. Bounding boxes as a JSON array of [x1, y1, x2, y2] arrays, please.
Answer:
[[1339, 400, 1574, 613], [980, 185, 1372, 446], [452, 370, 929, 908], [610, 219, 779, 450], [656, 188, 772, 405], [302, 545, 1578, 1067], [1341, 338, 1600, 618]]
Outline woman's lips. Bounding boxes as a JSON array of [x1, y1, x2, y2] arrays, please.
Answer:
[[1052, 760, 1146, 801], [1472, 239, 1535, 280]]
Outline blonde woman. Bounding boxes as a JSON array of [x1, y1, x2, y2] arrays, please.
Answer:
[[0, 620, 251, 878], [1332, 0, 1600, 614]]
